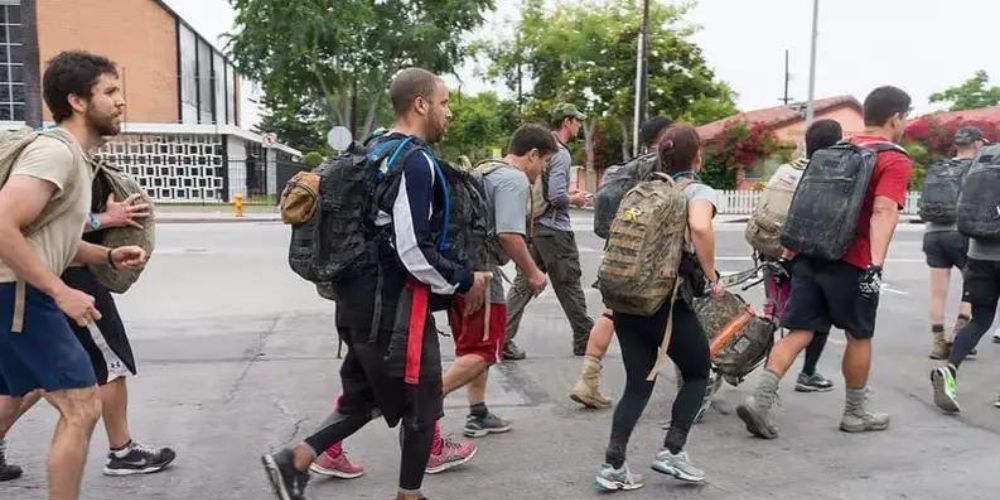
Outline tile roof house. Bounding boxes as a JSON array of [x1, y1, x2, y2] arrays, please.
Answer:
[[697, 95, 865, 144]]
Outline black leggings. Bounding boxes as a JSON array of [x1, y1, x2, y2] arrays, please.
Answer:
[[949, 301, 997, 369], [802, 331, 829, 375], [606, 299, 711, 468]]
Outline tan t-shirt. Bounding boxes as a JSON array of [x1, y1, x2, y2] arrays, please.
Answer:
[[0, 129, 92, 283]]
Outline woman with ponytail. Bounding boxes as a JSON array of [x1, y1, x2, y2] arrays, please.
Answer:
[[595, 125, 719, 491]]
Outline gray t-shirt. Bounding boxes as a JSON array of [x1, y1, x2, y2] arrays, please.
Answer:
[[684, 182, 719, 210], [536, 141, 573, 232], [969, 238, 1000, 261], [482, 165, 531, 303]]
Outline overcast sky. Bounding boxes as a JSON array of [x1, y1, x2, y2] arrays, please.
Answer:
[[165, 0, 1000, 127]]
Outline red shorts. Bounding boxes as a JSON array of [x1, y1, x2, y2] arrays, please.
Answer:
[[448, 298, 508, 364]]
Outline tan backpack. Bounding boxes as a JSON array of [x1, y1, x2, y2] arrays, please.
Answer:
[[88, 160, 156, 294], [598, 172, 689, 316], [0, 127, 85, 332], [744, 159, 806, 259]]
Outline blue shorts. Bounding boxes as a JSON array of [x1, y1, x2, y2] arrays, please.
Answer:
[[0, 282, 97, 397]]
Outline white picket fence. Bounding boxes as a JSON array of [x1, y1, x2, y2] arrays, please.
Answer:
[[717, 190, 922, 215]]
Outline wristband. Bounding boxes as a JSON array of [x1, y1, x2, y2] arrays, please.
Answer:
[[107, 248, 117, 269], [88, 213, 102, 231]]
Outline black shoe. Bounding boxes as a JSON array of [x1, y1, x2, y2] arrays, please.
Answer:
[[0, 439, 22, 481], [262, 449, 310, 500], [502, 341, 526, 361], [0, 463, 22, 482], [103, 441, 176, 476]]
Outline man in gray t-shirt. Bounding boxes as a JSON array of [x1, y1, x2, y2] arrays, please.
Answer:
[[440, 124, 553, 438], [504, 103, 595, 360], [924, 127, 984, 359]]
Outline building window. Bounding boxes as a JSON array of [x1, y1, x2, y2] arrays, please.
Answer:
[[178, 24, 198, 124], [0, 2, 24, 122], [197, 39, 213, 124]]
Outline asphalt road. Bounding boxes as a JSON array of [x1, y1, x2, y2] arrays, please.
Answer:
[[4, 211, 1000, 500]]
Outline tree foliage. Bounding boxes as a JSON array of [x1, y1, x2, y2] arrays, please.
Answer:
[[929, 70, 1000, 112], [439, 91, 520, 163], [484, 0, 736, 169], [228, 0, 494, 139]]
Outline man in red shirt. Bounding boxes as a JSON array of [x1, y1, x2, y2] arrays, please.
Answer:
[[737, 86, 914, 439]]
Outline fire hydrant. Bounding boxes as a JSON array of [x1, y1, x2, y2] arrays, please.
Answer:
[[233, 193, 245, 218]]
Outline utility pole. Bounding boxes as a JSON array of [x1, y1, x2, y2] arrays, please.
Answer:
[[516, 32, 523, 115], [631, 0, 650, 158], [779, 49, 792, 105], [805, 0, 820, 122]]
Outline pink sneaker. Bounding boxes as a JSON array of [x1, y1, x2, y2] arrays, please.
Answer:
[[309, 449, 365, 479], [425, 435, 477, 474]]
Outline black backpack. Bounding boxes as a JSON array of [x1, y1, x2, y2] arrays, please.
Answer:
[[287, 136, 421, 289], [957, 144, 1000, 241], [919, 158, 969, 224], [593, 153, 658, 239], [781, 141, 907, 261]]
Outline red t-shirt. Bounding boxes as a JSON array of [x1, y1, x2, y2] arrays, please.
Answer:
[[840, 135, 914, 269]]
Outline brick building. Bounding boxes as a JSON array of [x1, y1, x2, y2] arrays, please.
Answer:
[[2, 0, 300, 202]]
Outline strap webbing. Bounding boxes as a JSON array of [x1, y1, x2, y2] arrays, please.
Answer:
[[646, 277, 684, 381]]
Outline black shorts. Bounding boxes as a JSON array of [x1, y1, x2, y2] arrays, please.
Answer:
[[961, 258, 1000, 306], [781, 257, 879, 339], [923, 231, 969, 269], [62, 267, 137, 385], [336, 317, 443, 430]]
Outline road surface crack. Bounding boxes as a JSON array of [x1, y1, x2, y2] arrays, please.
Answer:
[[223, 314, 282, 404]]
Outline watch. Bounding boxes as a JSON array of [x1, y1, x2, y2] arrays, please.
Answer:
[[88, 213, 102, 231]]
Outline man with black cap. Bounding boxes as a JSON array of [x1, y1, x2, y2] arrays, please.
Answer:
[[504, 102, 594, 359], [922, 126, 986, 360]]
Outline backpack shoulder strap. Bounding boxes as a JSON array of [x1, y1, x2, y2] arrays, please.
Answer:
[[474, 159, 509, 177], [869, 142, 909, 157]]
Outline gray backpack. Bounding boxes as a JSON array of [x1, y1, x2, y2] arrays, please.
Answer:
[[593, 153, 658, 239], [919, 158, 969, 225], [782, 141, 907, 260], [958, 144, 1000, 240]]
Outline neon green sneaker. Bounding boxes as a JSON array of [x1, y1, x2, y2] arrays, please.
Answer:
[[931, 366, 960, 413]]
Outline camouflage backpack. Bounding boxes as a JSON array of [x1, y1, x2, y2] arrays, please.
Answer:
[[744, 158, 807, 259], [598, 172, 689, 316], [692, 291, 777, 386]]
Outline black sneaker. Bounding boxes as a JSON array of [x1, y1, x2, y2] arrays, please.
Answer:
[[794, 371, 834, 392], [464, 412, 512, 438], [262, 449, 310, 500], [0, 439, 22, 482], [502, 341, 526, 361], [103, 441, 176, 476]]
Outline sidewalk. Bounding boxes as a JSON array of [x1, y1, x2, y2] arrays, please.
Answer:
[[155, 204, 282, 224]]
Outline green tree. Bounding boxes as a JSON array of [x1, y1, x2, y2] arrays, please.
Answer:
[[439, 91, 520, 163], [255, 96, 328, 155], [929, 70, 1000, 111], [228, 0, 494, 139], [484, 0, 736, 169]]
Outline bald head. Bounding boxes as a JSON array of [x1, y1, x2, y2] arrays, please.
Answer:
[[390, 67, 442, 116]]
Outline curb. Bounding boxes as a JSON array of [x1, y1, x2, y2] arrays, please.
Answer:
[[156, 216, 282, 224]]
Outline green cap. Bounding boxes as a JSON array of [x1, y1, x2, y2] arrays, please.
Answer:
[[550, 102, 586, 123]]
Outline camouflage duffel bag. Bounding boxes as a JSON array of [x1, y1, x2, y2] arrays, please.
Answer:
[[691, 291, 777, 386]]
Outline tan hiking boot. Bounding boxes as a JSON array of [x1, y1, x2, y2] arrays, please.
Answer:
[[840, 387, 890, 433], [929, 330, 950, 360], [570, 356, 612, 409]]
